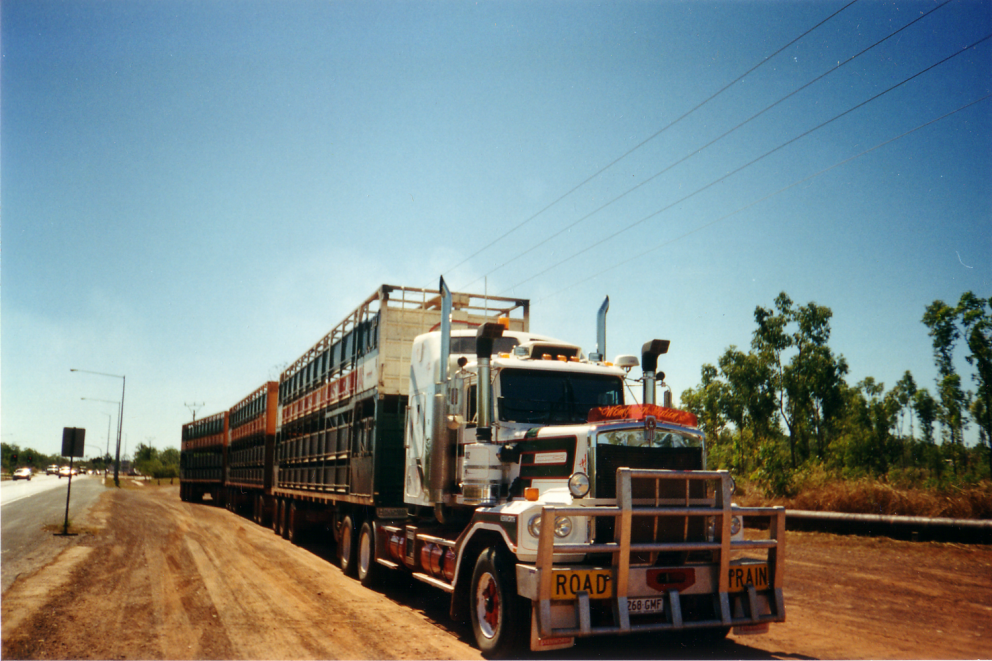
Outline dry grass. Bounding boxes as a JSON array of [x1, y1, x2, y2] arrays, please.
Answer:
[[102, 476, 178, 490], [737, 474, 992, 519]]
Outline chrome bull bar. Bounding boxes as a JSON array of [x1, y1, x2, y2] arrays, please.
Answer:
[[530, 468, 786, 638]]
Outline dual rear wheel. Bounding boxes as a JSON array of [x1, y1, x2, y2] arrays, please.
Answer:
[[356, 522, 383, 588]]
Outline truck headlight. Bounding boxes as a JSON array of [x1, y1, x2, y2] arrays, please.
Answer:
[[528, 514, 573, 539], [730, 515, 742, 536], [567, 472, 590, 498]]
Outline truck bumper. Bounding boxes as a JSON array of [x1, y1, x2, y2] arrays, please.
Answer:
[[517, 561, 785, 638], [520, 468, 786, 641]]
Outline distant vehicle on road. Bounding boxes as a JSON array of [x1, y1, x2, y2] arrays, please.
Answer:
[[46, 464, 59, 475], [13, 467, 33, 481], [58, 466, 71, 478]]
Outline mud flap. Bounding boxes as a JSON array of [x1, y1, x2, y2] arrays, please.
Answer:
[[529, 607, 573, 652]]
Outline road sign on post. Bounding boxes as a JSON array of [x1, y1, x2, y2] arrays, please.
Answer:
[[62, 427, 85, 458], [59, 427, 85, 536]]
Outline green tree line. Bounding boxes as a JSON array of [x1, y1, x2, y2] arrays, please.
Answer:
[[132, 443, 181, 479], [1, 444, 112, 474], [680, 291, 992, 496], [2, 442, 180, 479]]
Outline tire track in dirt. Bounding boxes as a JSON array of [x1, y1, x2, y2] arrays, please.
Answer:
[[3, 487, 480, 660], [4, 486, 990, 660]]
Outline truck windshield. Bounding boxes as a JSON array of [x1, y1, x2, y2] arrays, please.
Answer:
[[497, 368, 623, 425], [597, 428, 703, 449]]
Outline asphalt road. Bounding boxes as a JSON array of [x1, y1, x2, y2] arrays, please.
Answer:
[[1, 474, 107, 593]]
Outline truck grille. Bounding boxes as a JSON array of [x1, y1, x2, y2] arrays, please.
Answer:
[[594, 445, 706, 564]]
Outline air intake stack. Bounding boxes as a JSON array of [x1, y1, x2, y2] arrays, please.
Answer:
[[641, 339, 670, 405], [475, 322, 504, 442]]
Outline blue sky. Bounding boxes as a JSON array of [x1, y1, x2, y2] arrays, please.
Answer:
[[2, 0, 989, 458]]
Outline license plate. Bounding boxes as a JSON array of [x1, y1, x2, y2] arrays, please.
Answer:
[[728, 562, 769, 592], [551, 569, 613, 599], [627, 596, 665, 615]]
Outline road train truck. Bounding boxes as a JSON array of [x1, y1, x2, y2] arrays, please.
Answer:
[[181, 281, 786, 656]]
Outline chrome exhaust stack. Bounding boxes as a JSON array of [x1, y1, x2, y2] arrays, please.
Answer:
[[641, 339, 670, 405], [591, 296, 609, 362], [430, 277, 453, 508]]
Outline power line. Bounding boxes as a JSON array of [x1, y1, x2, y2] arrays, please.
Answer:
[[535, 93, 992, 303], [185, 402, 204, 421], [499, 32, 992, 295], [464, 0, 955, 289], [442, 0, 862, 285]]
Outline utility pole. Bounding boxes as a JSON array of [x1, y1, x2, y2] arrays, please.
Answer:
[[185, 402, 204, 421]]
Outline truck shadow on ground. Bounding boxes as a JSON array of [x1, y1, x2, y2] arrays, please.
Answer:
[[546, 633, 817, 661], [291, 529, 815, 661], [292, 532, 481, 647]]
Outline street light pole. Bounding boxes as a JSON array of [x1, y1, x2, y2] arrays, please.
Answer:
[[81, 399, 118, 457], [71, 369, 126, 487]]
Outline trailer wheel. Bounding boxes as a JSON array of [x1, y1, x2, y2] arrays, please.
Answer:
[[470, 546, 527, 658], [357, 522, 383, 588], [338, 516, 357, 577], [287, 502, 298, 543], [281, 501, 292, 540], [258, 495, 269, 527]]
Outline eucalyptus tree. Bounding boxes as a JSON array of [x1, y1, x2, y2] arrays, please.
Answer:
[[716, 346, 777, 471], [957, 292, 992, 475], [752, 293, 846, 468], [893, 371, 918, 439], [912, 388, 938, 445], [923, 300, 968, 446], [689, 363, 728, 439]]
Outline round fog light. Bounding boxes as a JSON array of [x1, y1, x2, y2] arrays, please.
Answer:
[[528, 514, 574, 538], [554, 516, 572, 538], [730, 515, 743, 536], [528, 514, 542, 538], [568, 472, 590, 498]]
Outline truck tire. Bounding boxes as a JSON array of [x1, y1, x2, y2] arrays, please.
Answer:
[[287, 502, 298, 543], [281, 501, 292, 540], [338, 515, 357, 577], [470, 546, 527, 658], [278, 500, 288, 538], [259, 496, 269, 527], [357, 522, 383, 588]]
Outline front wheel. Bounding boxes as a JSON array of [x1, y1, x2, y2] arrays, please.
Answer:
[[470, 547, 527, 658]]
